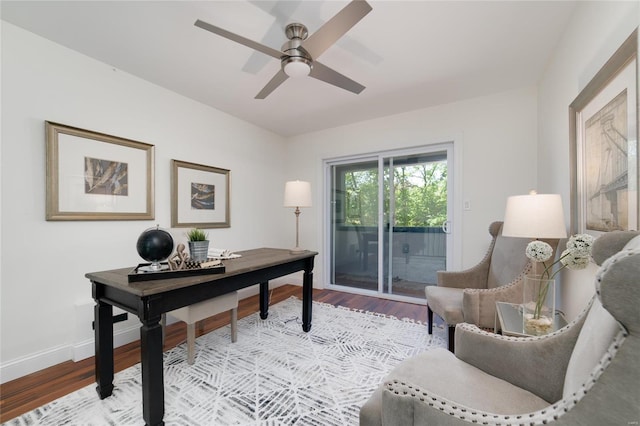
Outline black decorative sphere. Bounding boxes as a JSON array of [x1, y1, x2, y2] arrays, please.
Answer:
[[136, 227, 174, 263]]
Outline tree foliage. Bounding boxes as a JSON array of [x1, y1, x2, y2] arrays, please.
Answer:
[[342, 161, 447, 228]]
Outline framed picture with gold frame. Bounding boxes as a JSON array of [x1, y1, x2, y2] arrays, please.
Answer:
[[569, 29, 638, 235], [171, 159, 230, 228], [45, 121, 155, 221]]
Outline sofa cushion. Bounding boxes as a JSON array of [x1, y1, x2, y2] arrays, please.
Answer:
[[425, 286, 464, 325], [562, 297, 620, 399]]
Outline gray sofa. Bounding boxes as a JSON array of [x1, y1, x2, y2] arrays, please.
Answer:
[[361, 230, 640, 425]]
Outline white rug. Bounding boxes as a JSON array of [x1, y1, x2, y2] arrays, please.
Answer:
[[6, 297, 446, 425]]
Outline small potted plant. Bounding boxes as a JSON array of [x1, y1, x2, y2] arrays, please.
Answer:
[[186, 228, 209, 262]]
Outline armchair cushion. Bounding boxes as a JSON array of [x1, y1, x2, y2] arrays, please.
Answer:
[[424, 287, 464, 325], [562, 298, 619, 399]]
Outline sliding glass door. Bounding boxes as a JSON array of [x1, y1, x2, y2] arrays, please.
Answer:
[[329, 157, 380, 292], [327, 144, 452, 301]]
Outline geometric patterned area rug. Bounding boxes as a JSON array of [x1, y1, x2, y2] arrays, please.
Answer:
[[6, 297, 446, 425]]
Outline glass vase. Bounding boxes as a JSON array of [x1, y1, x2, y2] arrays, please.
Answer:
[[522, 274, 556, 336]]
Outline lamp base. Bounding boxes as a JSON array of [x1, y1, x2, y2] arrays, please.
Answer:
[[289, 247, 306, 254]]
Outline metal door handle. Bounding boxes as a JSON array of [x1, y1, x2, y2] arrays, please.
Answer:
[[442, 221, 451, 234]]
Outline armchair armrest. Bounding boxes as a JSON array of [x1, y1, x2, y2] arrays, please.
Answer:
[[454, 309, 589, 403], [381, 379, 571, 426], [461, 266, 531, 328], [381, 381, 471, 426]]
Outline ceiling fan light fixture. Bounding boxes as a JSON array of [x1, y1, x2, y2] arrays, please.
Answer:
[[283, 57, 312, 78]]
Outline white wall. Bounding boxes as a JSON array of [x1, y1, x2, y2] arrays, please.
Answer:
[[0, 23, 291, 382], [287, 86, 540, 286], [538, 1, 639, 319]]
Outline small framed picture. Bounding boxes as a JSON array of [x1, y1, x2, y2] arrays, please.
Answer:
[[171, 159, 230, 228], [45, 121, 155, 221], [569, 30, 638, 235]]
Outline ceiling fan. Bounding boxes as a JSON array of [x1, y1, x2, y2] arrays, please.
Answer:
[[194, 0, 372, 99]]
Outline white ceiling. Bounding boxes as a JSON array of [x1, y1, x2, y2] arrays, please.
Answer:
[[1, 1, 578, 137]]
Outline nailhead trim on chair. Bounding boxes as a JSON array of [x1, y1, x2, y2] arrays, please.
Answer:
[[464, 262, 533, 297], [384, 330, 627, 425]]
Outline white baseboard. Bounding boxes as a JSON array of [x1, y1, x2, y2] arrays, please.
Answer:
[[71, 323, 142, 362], [0, 323, 143, 384], [0, 278, 300, 384], [0, 344, 71, 384]]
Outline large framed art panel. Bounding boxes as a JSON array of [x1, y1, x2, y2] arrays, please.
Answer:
[[569, 29, 638, 235], [171, 159, 230, 228], [45, 121, 155, 221]]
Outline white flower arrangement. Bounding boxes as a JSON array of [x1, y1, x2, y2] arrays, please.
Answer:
[[525, 241, 554, 263], [524, 234, 595, 323], [525, 233, 595, 280]]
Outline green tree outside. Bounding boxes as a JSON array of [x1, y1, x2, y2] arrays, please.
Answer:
[[343, 161, 447, 227]]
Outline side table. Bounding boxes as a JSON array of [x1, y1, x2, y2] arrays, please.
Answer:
[[494, 302, 567, 337]]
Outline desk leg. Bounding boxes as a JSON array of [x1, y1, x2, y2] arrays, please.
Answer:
[[94, 300, 114, 399], [141, 316, 165, 426], [260, 282, 269, 319], [302, 268, 313, 332]]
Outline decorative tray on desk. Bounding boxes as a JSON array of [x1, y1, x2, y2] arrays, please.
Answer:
[[128, 259, 226, 282]]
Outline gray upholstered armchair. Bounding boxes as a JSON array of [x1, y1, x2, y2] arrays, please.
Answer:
[[360, 230, 640, 426], [426, 221, 559, 351]]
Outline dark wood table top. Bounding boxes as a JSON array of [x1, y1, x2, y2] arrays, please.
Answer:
[[85, 247, 317, 297]]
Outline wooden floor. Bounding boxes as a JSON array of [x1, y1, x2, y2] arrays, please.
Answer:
[[0, 285, 429, 423]]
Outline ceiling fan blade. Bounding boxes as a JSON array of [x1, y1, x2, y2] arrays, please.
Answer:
[[302, 0, 372, 59], [242, 17, 293, 74], [309, 61, 365, 94], [242, 1, 303, 74], [255, 69, 289, 99], [194, 19, 283, 60]]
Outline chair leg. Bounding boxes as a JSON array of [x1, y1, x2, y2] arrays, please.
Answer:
[[230, 308, 238, 343], [186, 323, 195, 365], [427, 306, 433, 334], [448, 326, 455, 353]]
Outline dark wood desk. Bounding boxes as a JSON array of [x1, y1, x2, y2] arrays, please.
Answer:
[[86, 248, 317, 426]]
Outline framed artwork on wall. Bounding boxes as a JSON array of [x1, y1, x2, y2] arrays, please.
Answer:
[[171, 159, 230, 228], [569, 29, 638, 235], [45, 121, 155, 221]]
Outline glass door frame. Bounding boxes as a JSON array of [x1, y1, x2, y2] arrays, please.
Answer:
[[323, 142, 462, 303]]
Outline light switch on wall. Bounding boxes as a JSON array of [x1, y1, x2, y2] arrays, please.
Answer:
[[463, 200, 471, 210]]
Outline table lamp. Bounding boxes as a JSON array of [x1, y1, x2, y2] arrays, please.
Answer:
[[502, 190, 568, 239], [502, 191, 567, 333], [284, 180, 312, 254]]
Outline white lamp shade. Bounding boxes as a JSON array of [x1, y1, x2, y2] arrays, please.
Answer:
[[284, 180, 312, 208], [502, 193, 567, 239]]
